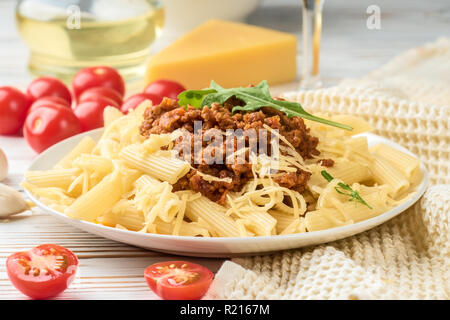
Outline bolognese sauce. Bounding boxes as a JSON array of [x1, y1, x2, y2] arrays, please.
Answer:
[[140, 97, 326, 205]]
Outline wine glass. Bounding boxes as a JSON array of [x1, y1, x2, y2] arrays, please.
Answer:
[[300, 0, 324, 89]]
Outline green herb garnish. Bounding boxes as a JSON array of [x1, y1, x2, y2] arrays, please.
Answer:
[[321, 170, 372, 209], [178, 80, 352, 131]]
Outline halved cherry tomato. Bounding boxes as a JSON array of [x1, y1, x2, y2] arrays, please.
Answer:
[[24, 104, 82, 153], [74, 97, 119, 131], [26, 77, 72, 105], [144, 261, 214, 300], [28, 96, 71, 115], [78, 86, 123, 106], [6, 244, 78, 299], [72, 66, 125, 99], [0, 86, 30, 135], [121, 92, 162, 114], [144, 80, 185, 100]]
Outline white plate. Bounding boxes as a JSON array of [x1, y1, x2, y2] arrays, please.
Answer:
[[25, 129, 429, 257]]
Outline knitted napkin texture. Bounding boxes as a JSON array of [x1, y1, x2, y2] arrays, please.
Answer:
[[205, 38, 450, 300]]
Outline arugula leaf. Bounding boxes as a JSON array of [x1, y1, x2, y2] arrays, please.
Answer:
[[177, 89, 217, 109], [321, 170, 373, 209], [177, 80, 352, 131]]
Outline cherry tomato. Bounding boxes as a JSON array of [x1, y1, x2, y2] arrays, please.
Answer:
[[28, 96, 71, 115], [144, 261, 214, 300], [26, 77, 72, 105], [0, 86, 30, 135], [72, 66, 125, 99], [78, 86, 123, 106], [24, 104, 82, 153], [77, 94, 120, 110], [121, 92, 162, 114], [6, 244, 78, 299], [144, 80, 186, 100], [74, 98, 118, 131]]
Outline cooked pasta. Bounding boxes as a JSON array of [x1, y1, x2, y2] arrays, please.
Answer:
[[185, 194, 241, 237], [120, 144, 190, 184], [55, 136, 96, 169], [65, 166, 124, 222], [370, 143, 421, 179], [22, 97, 423, 238], [25, 168, 80, 189], [371, 154, 410, 196]]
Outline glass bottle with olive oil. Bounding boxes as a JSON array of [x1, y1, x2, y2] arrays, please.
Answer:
[[16, 0, 164, 81]]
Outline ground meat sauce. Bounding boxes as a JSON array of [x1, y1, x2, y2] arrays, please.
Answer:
[[140, 97, 323, 205], [318, 158, 335, 167]]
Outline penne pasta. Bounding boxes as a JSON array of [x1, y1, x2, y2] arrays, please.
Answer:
[[55, 136, 96, 169], [103, 106, 124, 128], [120, 144, 190, 184], [279, 218, 302, 235], [65, 167, 125, 222], [72, 154, 113, 175], [370, 154, 410, 197], [98, 200, 145, 231], [370, 143, 420, 179], [22, 181, 75, 206], [305, 209, 348, 231], [240, 211, 277, 236], [155, 218, 210, 237], [327, 160, 372, 185], [185, 195, 240, 237], [331, 192, 388, 223], [330, 115, 373, 135], [269, 209, 298, 234], [134, 174, 160, 189], [25, 168, 80, 190]]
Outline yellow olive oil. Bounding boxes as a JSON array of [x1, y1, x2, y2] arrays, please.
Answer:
[[16, 0, 164, 81]]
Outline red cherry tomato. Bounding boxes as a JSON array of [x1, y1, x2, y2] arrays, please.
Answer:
[[0, 86, 30, 135], [144, 261, 214, 300], [26, 77, 72, 105], [121, 93, 162, 114], [77, 94, 120, 110], [6, 244, 78, 299], [28, 96, 71, 115], [144, 80, 186, 100], [24, 104, 82, 153], [72, 66, 125, 99], [78, 86, 123, 106], [74, 98, 118, 131]]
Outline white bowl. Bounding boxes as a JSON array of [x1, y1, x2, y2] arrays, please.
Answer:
[[162, 0, 262, 35], [25, 129, 428, 257]]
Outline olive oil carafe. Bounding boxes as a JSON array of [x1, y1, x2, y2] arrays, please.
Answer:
[[16, 0, 164, 81]]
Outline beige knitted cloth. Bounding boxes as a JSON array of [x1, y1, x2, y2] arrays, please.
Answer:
[[205, 38, 450, 300]]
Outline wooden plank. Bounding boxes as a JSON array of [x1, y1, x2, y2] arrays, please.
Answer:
[[0, 211, 224, 300]]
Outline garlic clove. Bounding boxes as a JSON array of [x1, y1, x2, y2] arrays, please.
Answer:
[[0, 148, 7, 181], [0, 183, 29, 218]]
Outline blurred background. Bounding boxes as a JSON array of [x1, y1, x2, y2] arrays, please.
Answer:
[[1, 0, 448, 89]]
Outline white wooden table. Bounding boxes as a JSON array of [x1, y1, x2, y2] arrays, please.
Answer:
[[0, 0, 448, 299]]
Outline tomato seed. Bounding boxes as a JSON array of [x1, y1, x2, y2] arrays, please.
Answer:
[[24, 266, 31, 275], [18, 259, 29, 267], [33, 268, 40, 276]]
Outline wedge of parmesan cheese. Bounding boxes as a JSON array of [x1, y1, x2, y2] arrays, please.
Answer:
[[146, 20, 298, 89]]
